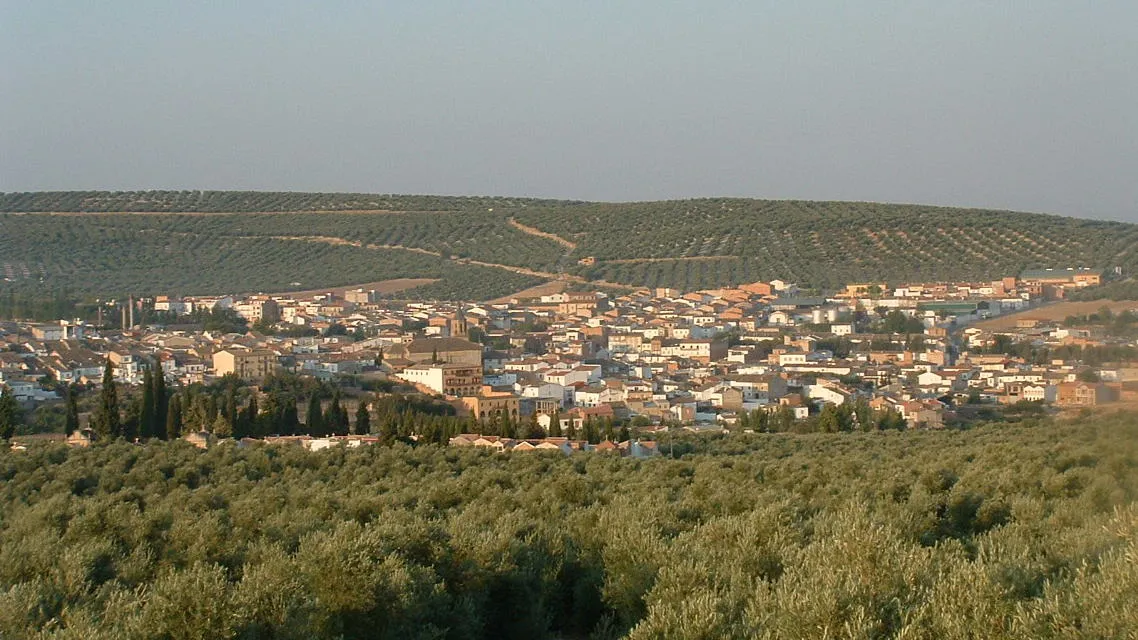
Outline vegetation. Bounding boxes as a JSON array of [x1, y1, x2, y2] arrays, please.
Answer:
[[0, 212, 543, 301], [3, 191, 1137, 295], [1, 413, 1136, 638], [981, 336, 1138, 366], [516, 199, 1138, 290], [1072, 277, 1138, 301]]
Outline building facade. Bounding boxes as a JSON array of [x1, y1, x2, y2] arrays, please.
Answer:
[[213, 348, 276, 380]]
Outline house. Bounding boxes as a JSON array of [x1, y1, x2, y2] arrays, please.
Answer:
[[1056, 382, 1114, 407], [831, 323, 855, 336], [184, 430, 217, 449], [461, 386, 521, 422], [806, 383, 853, 407], [617, 439, 661, 458], [213, 348, 276, 381], [900, 400, 945, 429], [67, 429, 97, 448], [1023, 384, 1057, 403], [727, 374, 788, 402], [574, 385, 621, 408], [543, 367, 591, 387], [708, 386, 744, 411], [399, 363, 482, 397], [30, 324, 64, 341]]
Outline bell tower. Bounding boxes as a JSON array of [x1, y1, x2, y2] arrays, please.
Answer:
[[451, 307, 469, 338]]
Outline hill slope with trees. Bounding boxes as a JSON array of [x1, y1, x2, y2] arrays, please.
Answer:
[[0, 414, 1136, 638], [2, 191, 1135, 297]]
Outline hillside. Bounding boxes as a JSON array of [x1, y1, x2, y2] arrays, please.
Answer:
[[2, 191, 1136, 298]]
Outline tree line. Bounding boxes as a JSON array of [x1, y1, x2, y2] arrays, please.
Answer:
[[0, 412, 1135, 638]]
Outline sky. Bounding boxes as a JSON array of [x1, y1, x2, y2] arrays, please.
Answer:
[[2, 1, 1136, 221]]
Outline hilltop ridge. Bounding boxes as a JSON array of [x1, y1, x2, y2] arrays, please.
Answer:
[[1, 191, 1135, 299]]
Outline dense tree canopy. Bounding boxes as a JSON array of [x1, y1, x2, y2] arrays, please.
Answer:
[[0, 412, 1136, 638]]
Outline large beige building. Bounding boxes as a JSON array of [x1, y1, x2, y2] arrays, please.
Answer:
[[462, 386, 520, 421], [386, 337, 482, 367], [213, 348, 276, 380], [400, 363, 482, 397]]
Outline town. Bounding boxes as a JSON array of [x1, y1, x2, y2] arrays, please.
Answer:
[[2, 266, 1135, 453]]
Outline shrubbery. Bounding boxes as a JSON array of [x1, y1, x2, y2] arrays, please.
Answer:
[[1, 413, 1136, 638]]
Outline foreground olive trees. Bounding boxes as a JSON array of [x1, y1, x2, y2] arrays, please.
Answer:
[[0, 413, 1136, 639]]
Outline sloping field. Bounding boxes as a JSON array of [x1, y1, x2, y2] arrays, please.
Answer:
[[3, 191, 1137, 295]]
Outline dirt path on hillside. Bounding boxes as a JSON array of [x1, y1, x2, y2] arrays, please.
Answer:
[[603, 255, 740, 264], [507, 218, 577, 250], [22, 220, 642, 296]]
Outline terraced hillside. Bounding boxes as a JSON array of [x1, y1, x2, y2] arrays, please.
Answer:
[[2, 191, 1135, 297]]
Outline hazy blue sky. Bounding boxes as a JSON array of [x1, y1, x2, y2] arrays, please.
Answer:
[[2, 2, 1136, 220]]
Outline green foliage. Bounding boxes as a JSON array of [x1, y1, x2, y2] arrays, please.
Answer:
[[89, 360, 121, 440], [0, 210, 544, 301], [64, 386, 80, 435], [166, 394, 183, 440], [984, 338, 1137, 366], [0, 385, 22, 440], [4, 192, 1137, 295], [515, 198, 1138, 289], [354, 398, 371, 435], [1070, 278, 1138, 301], [1, 408, 1137, 638]]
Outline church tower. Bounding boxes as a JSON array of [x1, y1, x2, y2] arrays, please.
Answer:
[[451, 307, 469, 338]]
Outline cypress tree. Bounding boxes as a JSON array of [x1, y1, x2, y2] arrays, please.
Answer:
[[240, 394, 258, 437], [140, 369, 155, 439], [204, 394, 218, 424], [254, 393, 277, 436], [353, 398, 371, 435], [281, 395, 299, 435], [602, 416, 616, 442], [224, 387, 238, 433], [153, 369, 167, 432], [583, 417, 600, 444], [91, 359, 121, 440], [0, 385, 20, 440], [212, 413, 232, 438], [549, 410, 563, 437], [378, 413, 396, 445], [64, 384, 80, 435], [306, 394, 323, 436], [524, 411, 545, 439], [755, 407, 773, 432], [165, 394, 183, 439], [502, 409, 516, 439], [328, 389, 347, 435]]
